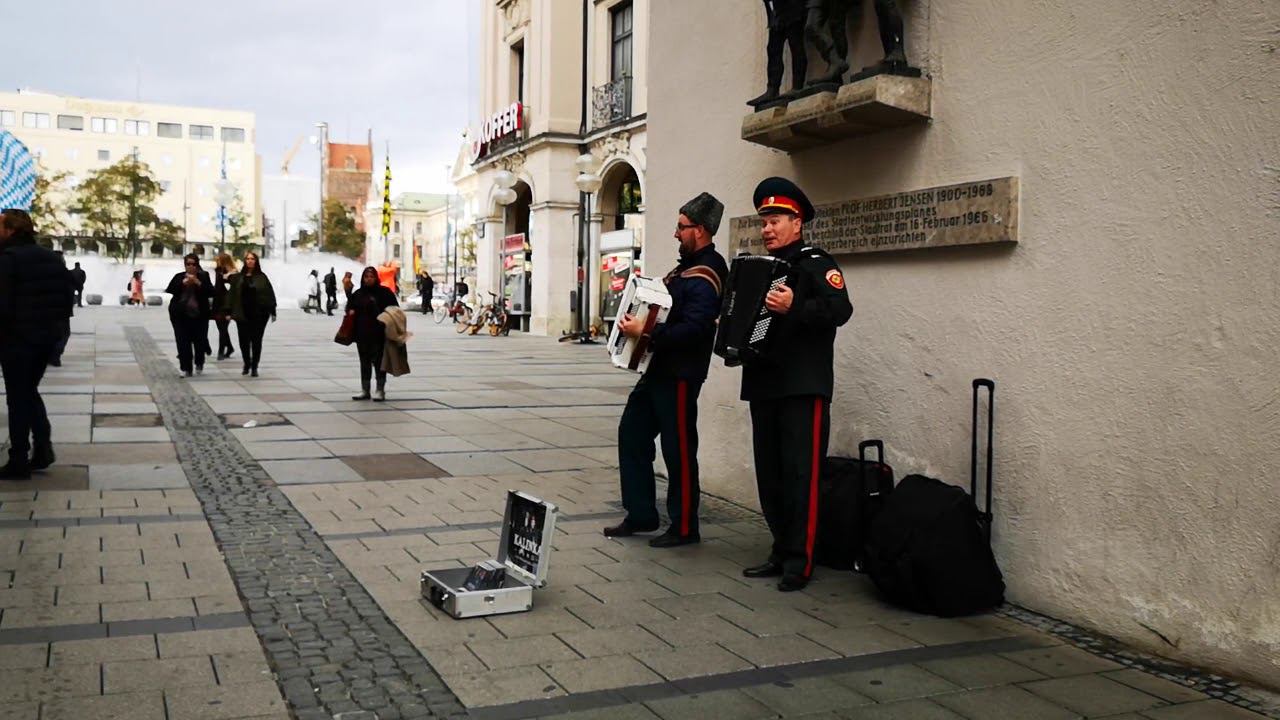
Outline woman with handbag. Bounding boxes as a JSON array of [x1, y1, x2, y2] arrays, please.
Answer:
[[163, 254, 213, 377], [346, 266, 398, 401], [212, 253, 236, 360], [227, 251, 276, 377]]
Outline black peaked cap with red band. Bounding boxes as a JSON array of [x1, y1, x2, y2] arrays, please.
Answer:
[[753, 176, 816, 223]]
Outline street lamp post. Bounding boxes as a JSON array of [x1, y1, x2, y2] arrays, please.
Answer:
[[492, 170, 518, 311], [315, 122, 328, 251], [572, 154, 602, 343]]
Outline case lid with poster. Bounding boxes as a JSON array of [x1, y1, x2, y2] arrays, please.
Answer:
[[495, 490, 559, 587]]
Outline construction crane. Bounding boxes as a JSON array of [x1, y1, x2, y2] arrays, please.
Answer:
[[280, 135, 304, 175]]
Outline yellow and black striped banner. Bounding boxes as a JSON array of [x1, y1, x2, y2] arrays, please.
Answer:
[[379, 152, 392, 238]]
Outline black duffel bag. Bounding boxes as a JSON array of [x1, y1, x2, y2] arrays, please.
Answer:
[[816, 440, 894, 570], [863, 379, 1005, 616]]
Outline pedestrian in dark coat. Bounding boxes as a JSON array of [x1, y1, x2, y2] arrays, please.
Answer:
[[324, 268, 338, 315], [346, 266, 399, 402], [0, 209, 73, 479], [71, 262, 86, 307], [227, 251, 276, 377], [212, 253, 236, 360], [164, 253, 214, 377], [605, 193, 728, 548]]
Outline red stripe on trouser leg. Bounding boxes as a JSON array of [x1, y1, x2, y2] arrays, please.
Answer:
[[677, 381, 691, 537], [804, 398, 822, 577]]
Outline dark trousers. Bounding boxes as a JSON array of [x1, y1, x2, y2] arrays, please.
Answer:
[[172, 317, 208, 373], [236, 316, 268, 371], [326, 291, 337, 316], [750, 395, 830, 579], [215, 318, 234, 357], [1, 342, 54, 462], [766, 21, 807, 91], [617, 376, 702, 537], [357, 339, 386, 391], [74, 289, 83, 307]]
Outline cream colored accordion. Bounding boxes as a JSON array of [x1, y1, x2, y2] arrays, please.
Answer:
[[606, 274, 672, 373]]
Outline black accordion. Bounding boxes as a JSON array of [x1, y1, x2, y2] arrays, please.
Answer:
[[713, 254, 791, 366]]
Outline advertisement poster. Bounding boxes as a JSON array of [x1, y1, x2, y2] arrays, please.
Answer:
[[506, 495, 546, 577]]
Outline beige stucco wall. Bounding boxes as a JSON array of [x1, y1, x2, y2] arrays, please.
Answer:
[[647, 0, 1280, 689]]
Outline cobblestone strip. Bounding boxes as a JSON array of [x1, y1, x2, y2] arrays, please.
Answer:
[[126, 327, 467, 720], [1000, 604, 1279, 718]]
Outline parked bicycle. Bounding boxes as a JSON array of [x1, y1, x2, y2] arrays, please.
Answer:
[[465, 292, 511, 336], [434, 294, 474, 330]]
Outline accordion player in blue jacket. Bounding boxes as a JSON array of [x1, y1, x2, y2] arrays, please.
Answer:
[[604, 192, 729, 548]]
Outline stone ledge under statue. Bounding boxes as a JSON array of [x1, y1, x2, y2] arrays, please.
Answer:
[[742, 73, 931, 152]]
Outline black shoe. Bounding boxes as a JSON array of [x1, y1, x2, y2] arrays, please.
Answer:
[[602, 519, 659, 538], [48, 358, 62, 367], [242, 366, 250, 375], [0, 462, 32, 481], [250, 369, 259, 377], [778, 574, 809, 592], [649, 529, 700, 548], [182, 370, 193, 378], [226, 349, 234, 359], [31, 444, 55, 471], [743, 561, 784, 579]]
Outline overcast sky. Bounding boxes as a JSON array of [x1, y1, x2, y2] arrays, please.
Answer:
[[0, 0, 477, 193]]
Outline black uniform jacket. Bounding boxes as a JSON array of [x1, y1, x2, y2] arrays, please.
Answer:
[[741, 240, 852, 401], [644, 243, 729, 383], [0, 238, 73, 345]]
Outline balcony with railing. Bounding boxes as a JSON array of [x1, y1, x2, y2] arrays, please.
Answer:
[[592, 76, 632, 129]]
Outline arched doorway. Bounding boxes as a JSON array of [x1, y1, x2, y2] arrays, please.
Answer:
[[501, 181, 533, 331], [595, 162, 644, 323]]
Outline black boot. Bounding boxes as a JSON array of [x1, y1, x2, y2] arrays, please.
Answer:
[[649, 528, 700, 548], [31, 443, 55, 471], [0, 458, 32, 481]]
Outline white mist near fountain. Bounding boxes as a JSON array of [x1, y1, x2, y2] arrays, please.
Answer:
[[71, 250, 371, 307]]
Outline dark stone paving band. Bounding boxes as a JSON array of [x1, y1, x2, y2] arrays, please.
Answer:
[[126, 327, 466, 720], [324, 510, 623, 542], [0, 611, 249, 645], [0, 513, 207, 530], [470, 636, 1046, 720]]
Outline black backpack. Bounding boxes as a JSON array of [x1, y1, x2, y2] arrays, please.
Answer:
[[863, 379, 1005, 616], [816, 440, 894, 570]]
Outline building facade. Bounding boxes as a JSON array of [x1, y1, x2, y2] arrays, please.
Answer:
[[323, 136, 374, 232], [469, 0, 648, 335], [0, 89, 260, 257], [362, 192, 450, 289], [646, 0, 1279, 689]]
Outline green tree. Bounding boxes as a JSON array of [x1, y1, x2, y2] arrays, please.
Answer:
[[30, 165, 70, 245], [306, 198, 365, 260], [69, 155, 180, 264], [220, 192, 259, 259]]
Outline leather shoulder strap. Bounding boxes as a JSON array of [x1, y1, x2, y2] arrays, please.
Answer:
[[680, 265, 723, 296]]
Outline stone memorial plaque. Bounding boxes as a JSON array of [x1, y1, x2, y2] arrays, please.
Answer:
[[729, 177, 1019, 256]]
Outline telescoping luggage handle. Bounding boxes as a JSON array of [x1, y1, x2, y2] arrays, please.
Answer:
[[970, 379, 995, 541], [859, 439, 885, 492]]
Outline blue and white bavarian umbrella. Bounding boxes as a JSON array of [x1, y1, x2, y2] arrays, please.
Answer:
[[0, 128, 37, 211]]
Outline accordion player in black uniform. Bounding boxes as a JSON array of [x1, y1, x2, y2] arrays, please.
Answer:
[[737, 177, 852, 592]]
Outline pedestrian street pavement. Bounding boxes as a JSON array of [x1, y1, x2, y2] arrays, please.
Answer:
[[0, 306, 1275, 720]]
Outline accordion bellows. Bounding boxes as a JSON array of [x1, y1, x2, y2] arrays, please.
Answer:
[[714, 254, 791, 367], [607, 274, 673, 373]]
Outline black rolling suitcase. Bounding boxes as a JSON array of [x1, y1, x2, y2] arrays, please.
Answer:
[[863, 379, 1005, 616], [816, 440, 895, 570]]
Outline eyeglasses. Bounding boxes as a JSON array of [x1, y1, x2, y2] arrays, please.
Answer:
[[675, 223, 698, 232]]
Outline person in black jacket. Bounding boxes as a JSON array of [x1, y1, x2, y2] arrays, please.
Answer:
[[604, 193, 729, 548], [346, 266, 399, 401], [71, 261, 86, 307], [739, 177, 852, 592], [324, 267, 338, 316], [227, 251, 277, 377], [164, 253, 214, 377], [0, 209, 73, 479], [212, 253, 236, 360]]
